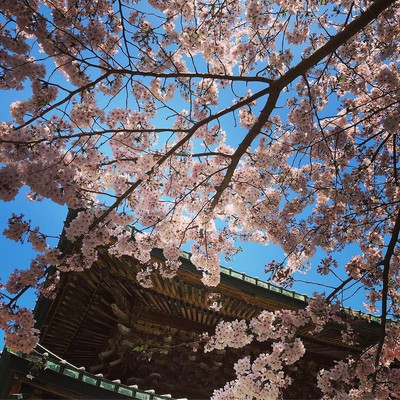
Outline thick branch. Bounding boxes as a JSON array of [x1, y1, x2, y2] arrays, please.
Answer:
[[326, 276, 353, 302], [374, 208, 400, 369], [210, 89, 280, 209], [210, 0, 396, 210], [89, 87, 271, 228], [279, 0, 397, 87], [108, 69, 274, 84]]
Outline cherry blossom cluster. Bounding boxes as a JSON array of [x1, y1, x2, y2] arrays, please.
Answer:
[[206, 295, 398, 399], [317, 325, 400, 399], [3, 214, 30, 242], [1, 306, 39, 354], [205, 302, 317, 398], [1, 0, 400, 397]]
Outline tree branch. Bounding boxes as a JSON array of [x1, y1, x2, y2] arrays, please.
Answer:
[[89, 86, 271, 229], [16, 72, 113, 130], [210, 0, 396, 210], [374, 208, 400, 374]]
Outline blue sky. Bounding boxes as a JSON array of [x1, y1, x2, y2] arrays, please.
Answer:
[[0, 1, 379, 350], [0, 189, 66, 348]]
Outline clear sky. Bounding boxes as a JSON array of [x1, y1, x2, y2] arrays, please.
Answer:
[[0, 1, 377, 350], [0, 188, 66, 348]]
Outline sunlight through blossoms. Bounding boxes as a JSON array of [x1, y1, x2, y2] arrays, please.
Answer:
[[1, 0, 400, 397]]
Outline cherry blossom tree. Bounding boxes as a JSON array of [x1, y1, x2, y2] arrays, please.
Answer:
[[1, 0, 400, 397]]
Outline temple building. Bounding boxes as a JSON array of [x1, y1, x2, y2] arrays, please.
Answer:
[[0, 243, 381, 399]]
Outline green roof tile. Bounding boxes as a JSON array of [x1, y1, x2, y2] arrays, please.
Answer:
[[2, 349, 179, 400]]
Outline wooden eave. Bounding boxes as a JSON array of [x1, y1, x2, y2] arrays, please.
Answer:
[[34, 246, 382, 399]]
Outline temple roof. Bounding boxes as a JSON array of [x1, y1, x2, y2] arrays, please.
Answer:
[[0, 347, 182, 399], [31, 245, 382, 399]]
